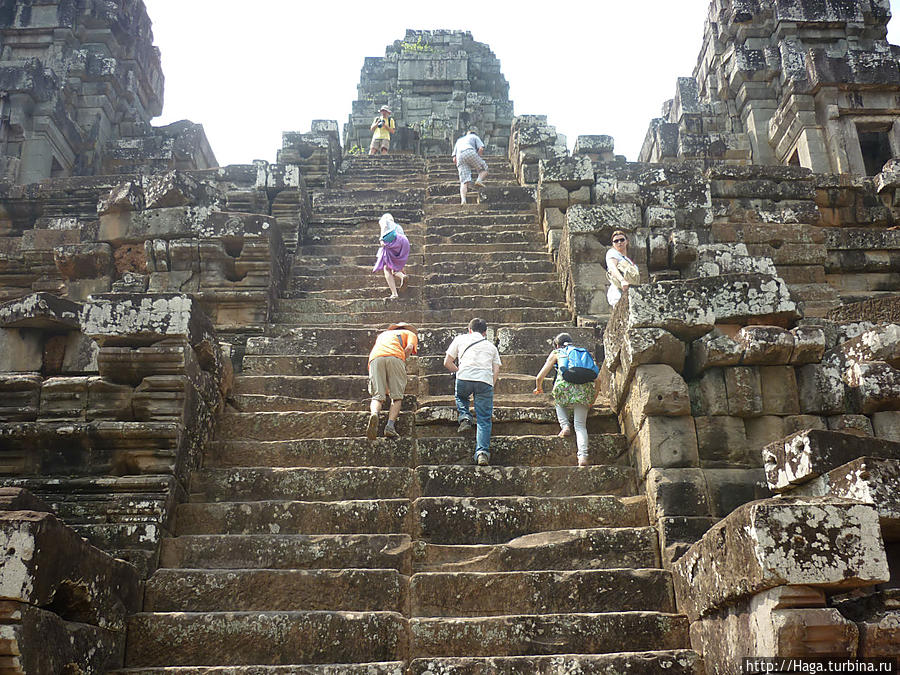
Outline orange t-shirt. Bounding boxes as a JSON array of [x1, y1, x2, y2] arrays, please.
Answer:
[[368, 329, 418, 365]]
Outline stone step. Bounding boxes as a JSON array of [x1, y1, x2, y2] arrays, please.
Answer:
[[208, 434, 626, 469], [159, 534, 413, 572], [233, 374, 415, 399], [190, 467, 414, 502], [229, 395, 386, 413], [409, 612, 689, 658], [243, 327, 576, 358], [425, 213, 537, 227], [407, 652, 702, 674], [416, 527, 660, 572], [415, 435, 627, 467], [414, 495, 648, 544], [143, 568, 405, 612], [216, 411, 416, 441], [419, 373, 555, 396], [115, 664, 406, 675], [424, 285, 564, 303], [312, 206, 424, 220], [291, 274, 474, 292], [408, 569, 674, 616], [189, 465, 634, 503], [416, 465, 636, 498], [175, 499, 409, 536], [283, 286, 425, 301], [288, 253, 425, 267], [275, 293, 563, 315], [242, 355, 372, 375], [124, 611, 406, 667], [414, 405, 620, 437], [291, 260, 555, 277], [271, 307, 572, 325]]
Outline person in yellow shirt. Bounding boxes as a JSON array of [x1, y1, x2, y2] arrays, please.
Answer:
[[366, 322, 418, 439], [369, 105, 396, 155]]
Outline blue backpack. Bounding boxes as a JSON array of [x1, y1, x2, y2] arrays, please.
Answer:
[[558, 345, 599, 384]]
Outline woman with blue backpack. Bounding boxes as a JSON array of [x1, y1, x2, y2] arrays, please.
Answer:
[[532, 333, 601, 467]]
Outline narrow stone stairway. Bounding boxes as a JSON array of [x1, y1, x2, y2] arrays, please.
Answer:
[[116, 154, 702, 673]]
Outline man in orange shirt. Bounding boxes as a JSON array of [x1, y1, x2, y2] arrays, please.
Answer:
[[366, 322, 418, 440]]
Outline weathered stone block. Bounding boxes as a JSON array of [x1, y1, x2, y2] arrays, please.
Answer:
[[54, 243, 114, 280], [0, 329, 43, 373], [762, 428, 900, 492], [565, 203, 641, 234], [672, 497, 890, 623], [827, 414, 873, 436], [797, 363, 846, 415], [845, 361, 900, 413], [143, 171, 205, 210], [81, 295, 216, 356], [623, 365, 690, 440], [840, 324, 900, 368], [758, 366, 800, 415], [789, 326, 827, 365], [98, 206, 210, 244], [616, 327, 686, 377], [695, 415, 749, 464], [871, 411, 900, 442], [783, 414, 828, 435], [539, 155, 594, 186], [703, 468, 770, 517], [0, 508, 140, 627], [98, 180, 144, 215], [736, 326, 793, 365], [687, 331, 743, 376], [0, 374, 41, 422], [646, 468, 712, 520], [634, 415, 700, 478], [689, 367, 729, 417], [670, 230, 699, 267], [0, 293, 81, 330], [745, 416, 787, 456], [725, 366, 763, 417], [796, 457, 900, 541]]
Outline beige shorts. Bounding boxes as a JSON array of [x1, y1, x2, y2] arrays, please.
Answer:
[[368, 356, 407, 402], [370, 137, 390, 151]]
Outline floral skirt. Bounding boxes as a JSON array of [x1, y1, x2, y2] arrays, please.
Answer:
[[552, 377, 595, 408]]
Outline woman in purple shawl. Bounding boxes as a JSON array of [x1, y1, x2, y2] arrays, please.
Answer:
[[373, 213, 410, 299]]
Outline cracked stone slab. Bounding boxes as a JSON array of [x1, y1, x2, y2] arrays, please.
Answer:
[[672, 496, 889, 622], [0, 292, 82, 330], [763, 428, 900, 492]]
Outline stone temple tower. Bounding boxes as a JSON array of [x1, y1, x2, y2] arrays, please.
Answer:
[[641, 0, 900, 175], [344, 30, 514, 156]]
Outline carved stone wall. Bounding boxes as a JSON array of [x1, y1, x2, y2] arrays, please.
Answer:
[[640, 0, 900, 176], [0, 0, 216, 183], [344, 30, 514, 156]]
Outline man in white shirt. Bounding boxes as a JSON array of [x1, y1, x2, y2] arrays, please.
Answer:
[[443, 317, 501, 465], [451, 130, 488, 205]]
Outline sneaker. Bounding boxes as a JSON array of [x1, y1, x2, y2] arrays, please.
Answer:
[[458, 418, 473, 433], [577, 455, 589, 467], [384, 423, 400, 439], [558, 426, 573, 438], [365, 413, 379, 441], [475, 451, 489, 466], [474, 179, 486, 188]]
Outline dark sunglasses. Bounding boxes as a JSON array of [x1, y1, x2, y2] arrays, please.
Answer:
[[612, 238, 626, 243]]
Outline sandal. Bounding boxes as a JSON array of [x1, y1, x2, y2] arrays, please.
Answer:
[[558, 427, 573, 438]]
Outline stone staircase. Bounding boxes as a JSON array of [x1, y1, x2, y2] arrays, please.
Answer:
[[116, 154, 702, 673]]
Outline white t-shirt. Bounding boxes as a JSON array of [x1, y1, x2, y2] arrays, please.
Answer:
[[453, 133, 484, 157], [446, 332, 501, 386], [606, 248, 636, 307]]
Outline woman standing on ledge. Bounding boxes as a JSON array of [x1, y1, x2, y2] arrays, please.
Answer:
[[373, 213, 409, 300], [606, 229, 639, 308]]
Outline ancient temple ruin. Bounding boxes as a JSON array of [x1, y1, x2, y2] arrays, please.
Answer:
[[0, 1, 898, 673], [344, 30, 514, 156]]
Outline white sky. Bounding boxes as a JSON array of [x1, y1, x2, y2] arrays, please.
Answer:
[[143, 0, 900, 166]]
